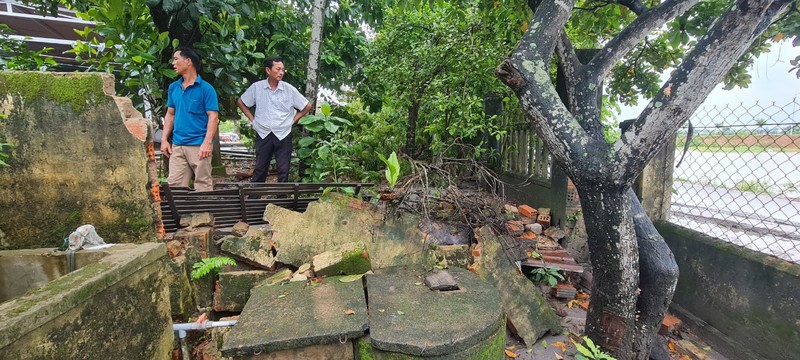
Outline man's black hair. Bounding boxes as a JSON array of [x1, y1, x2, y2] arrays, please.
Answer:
[[264, 57, 285, 69], [176, 46, 202, 73]]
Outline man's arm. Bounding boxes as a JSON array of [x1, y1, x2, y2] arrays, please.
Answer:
[[293, 102, 312, 124], [199, 110, 219, 160], [161, 107, 175, 157], [237, 98, 255, 122]]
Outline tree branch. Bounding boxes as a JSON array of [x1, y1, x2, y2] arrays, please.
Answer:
[[617, 0, 648, 15], [555, 32, 581, 113], [584, 0, 700, 86], [615, 0, 796, 183], [522, 0, 579, 62]]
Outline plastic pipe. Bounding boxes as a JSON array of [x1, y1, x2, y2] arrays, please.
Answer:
[[173, 320, 237, 360]]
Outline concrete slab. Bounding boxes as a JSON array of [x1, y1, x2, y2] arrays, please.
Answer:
[[474, 226, 561, 346], [221, 276, 368, 358], [366, 266, 504, 357], [264, 194, 436, 269], [213, 270, 271, 312]]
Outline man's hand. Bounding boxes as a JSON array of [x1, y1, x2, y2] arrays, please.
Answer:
[[160, 141, 172, 158], [199, 141, 213, 159]]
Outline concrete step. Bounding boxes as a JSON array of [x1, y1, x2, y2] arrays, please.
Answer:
[[221, 276, 368, 359], [364, 266, 505, 358]]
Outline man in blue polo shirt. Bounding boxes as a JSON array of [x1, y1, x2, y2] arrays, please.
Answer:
[[161, 46, 219, 191], [237, 57, 311, 183]]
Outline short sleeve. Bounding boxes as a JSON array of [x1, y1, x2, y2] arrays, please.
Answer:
[[166, 82, 175, 109], [240, 83, 256, 107], [203, 84, 219, 112], [290, 86, 310, 110]]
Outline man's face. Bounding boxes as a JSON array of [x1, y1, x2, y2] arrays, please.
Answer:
[[171, 51, 190, 75], [266, 61, 285, 82]]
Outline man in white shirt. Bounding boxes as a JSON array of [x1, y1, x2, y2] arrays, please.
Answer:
[[237, 57, 312, 183]]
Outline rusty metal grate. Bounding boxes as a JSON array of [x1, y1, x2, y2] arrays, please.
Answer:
[[159, 182, 373, 233]]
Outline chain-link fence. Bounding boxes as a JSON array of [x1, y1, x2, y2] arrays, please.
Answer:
[[671, 98, 800, 264]]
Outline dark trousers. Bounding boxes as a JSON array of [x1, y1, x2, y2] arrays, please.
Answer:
[[251, 132, 292, 183]]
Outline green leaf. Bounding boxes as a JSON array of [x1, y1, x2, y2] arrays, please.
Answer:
[[324, 121, 340, 133], [321, 103, 332, 116], [298, 136, 316, 147], [304, 122, 324, 133], [339, 274, 365, 282]]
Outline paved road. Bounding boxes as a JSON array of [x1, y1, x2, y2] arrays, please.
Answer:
[[671, 181, 800, 263]]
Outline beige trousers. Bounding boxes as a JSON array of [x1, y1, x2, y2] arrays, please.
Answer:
[[167, 145, 213, 191]]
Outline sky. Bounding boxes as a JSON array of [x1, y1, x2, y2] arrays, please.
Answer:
[[617, 41, 800, 126]]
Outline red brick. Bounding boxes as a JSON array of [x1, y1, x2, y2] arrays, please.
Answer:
[[506, 221, 525, 236], [518, 205, 537, 218], [517, 232, 537, 240], [537, 214, 551, 228], [471, 247, 481, 257], [660, 313, 682, 335], [124, 118, 149, 142]]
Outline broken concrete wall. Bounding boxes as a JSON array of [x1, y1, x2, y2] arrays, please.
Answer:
[[0, 72, 155, 249], [265, 194, 436, 270], [657, 222, 800, 360]]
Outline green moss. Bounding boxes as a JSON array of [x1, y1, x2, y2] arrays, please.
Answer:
[[357, 326, 506, 359], [107, 200, 155, 243], [0, 72, 107, 113], [2, 263, 112, 319]]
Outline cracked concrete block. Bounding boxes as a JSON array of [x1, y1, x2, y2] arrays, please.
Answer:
[[220, 233, 276, 270], [311, 242, 371, 277], [213, 270, 270, 312], [231, 221, 250, 237]]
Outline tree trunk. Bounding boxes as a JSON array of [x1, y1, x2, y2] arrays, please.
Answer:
[[628, 188, 678, 359], [576, 184, 679, 359], [405, 98, 420, 155], [575, 181, 640, 355], [305, 0, 326, 111]]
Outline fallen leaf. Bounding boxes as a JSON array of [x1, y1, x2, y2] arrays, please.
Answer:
[[415, 281, 423, 286], [504, 349, 519, 358], [397, 310, 405, 315], [553, 351, 564, 360], [553, 341, 567, 353], [542, 339, 548, 348], [703, 346, 712, 351], [277, 294, 286, 298], [679, 356, 691, 360], [339, 274, 365, 283], [667, 339, 676, 353], [344, 309, 355, 315]]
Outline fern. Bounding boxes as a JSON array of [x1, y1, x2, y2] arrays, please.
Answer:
[[190, 256, 236, 280]]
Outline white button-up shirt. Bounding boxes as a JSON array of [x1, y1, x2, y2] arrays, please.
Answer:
[[240, 80, 309, 140]]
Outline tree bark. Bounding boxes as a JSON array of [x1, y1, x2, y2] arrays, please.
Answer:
[[305, 0, 326, 112], [405, 98, 420, 155]]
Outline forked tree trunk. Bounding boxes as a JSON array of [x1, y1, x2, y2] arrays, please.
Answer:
[[575, 183, 678, 359]]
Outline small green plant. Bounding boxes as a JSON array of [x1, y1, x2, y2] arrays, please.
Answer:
[[528, 267, 564, 286], [376, 151, 400, 189], [190, 256, 237, 280], [572, 336, 616, 360], [0, 142, 12, 168]]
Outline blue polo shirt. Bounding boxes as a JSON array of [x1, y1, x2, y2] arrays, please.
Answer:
[[167, 75, 219, 146]]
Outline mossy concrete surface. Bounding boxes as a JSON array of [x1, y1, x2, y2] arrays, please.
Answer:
[[366, 266, 504, 357], [221, 275, 368, 358], [213, 270, 271, 312], [265, 194, 436, 269], [0, 243, 172, 359], [473, 226, 561, 346], [313, 242, 372, 277], [356, 326, 506, 360], [0, 71, 154, 250], [656, 222, 800, 360]]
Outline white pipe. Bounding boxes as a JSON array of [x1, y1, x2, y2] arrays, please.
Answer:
[[173, 320, 237, 360], [173, 320, 237, 337]]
